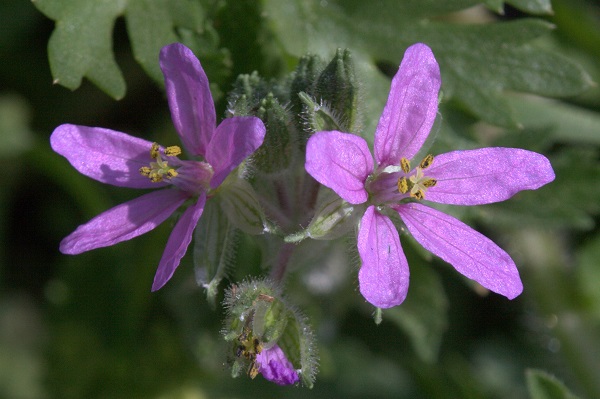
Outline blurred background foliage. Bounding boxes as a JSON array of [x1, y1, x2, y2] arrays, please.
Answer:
[[1, 0, 599, 397]]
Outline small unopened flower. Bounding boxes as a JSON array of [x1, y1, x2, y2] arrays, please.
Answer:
[[256, 344, 300, 386], [305, 43, 555, 308], [51, 43, 266, 291]]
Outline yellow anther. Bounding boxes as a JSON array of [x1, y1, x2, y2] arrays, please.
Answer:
[[419, 154, 434, 169], [149, 172, 163, 183], [248, 361, 260, 379], [150, 142, 160, 159], [397, 177, 409, 194], [164, 145, 182, 157], [141, 143, 182, 182], [411, 190, 425, 200], [423, 178, 437, 188], [139, 166, 151, 177], [400, 157, 411, 174]]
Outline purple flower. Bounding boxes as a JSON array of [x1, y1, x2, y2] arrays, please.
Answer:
[[256, 344, 300, 386], [305, 43, 555, 308], [51, 43, 266, 291]]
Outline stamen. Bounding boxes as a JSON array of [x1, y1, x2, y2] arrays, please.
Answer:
[[411, 190, 425, 200], [423, 178, 437, 188], [164, 145, 182, 157], [419, 154, 434, 169], [139, 166, 151, 177], [397, 177, 409, 194], [149, 171, 163, 183], [140, 142, 182, 182], [400, 157, 411, 174], [150, 142, 160, 159]]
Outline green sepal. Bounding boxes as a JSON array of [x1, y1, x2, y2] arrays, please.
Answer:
[[276, 309, 318, 388], [298, 91, 344, 133], [218, 176, 273, 235], [193, 198, 237, 307], [285, 190, 357, 243]]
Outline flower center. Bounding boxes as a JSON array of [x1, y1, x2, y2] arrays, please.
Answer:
[[139, 142, 182, 183], [397, 154, 437, 200]]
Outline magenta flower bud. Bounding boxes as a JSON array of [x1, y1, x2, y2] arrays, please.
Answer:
[[256, 345, 300, 386]]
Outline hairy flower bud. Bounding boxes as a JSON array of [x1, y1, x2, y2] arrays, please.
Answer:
[[316, 48, 359, 132], [290, 54, 325, 116], [227, 72, 268, 117], [223, 279, 318, 387], [253, 93, 293, 173]]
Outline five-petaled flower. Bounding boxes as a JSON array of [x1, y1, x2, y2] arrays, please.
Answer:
[[51, 43, 266, 291], [305, 43, 555, 308]]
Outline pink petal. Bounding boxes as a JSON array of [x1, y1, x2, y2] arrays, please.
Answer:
[[305, 131, 373, 205], [60, 189, 189, 254], [424, 147, 555, 205], [374, 43, 441, 167], [160, 43, 216, 156], [256, 344, 300, 386], [151, 192, 206, 291], [50, 124, 166, 189], [357, 206, 410, 308], [205, 117, 266, 188], [396, 203, 523, 299]]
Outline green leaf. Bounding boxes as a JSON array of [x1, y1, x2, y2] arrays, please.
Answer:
[[483, 0, 554, 15], [384, 264, 448, 363], [33, 0, 218, 99], [509, 95, 600, 145], [526, 369, 581, 399], [125, 0, 205, 83], [507, 0, 553, 15], [263, 0, 592, 130], [33, 0, 127, 99], [218, 177, 271, 235]]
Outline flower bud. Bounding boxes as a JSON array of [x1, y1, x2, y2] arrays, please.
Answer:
[[226, 71, 267, 117], [223, 279, 318, 387], [289, 54, 325, 145], [253, 93, 293, 173], [290, 54, 325, 116], [315, 48, 359, 132]]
